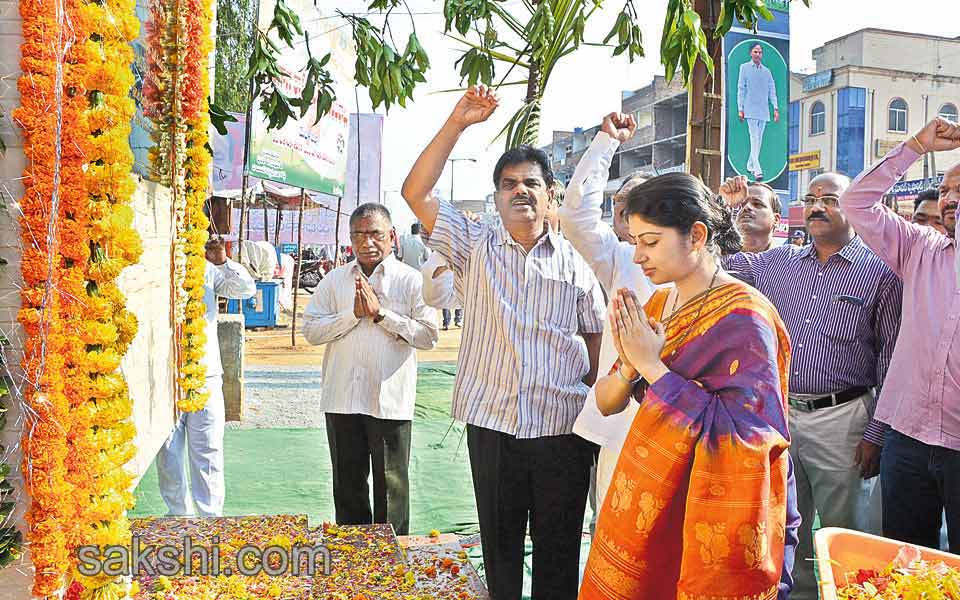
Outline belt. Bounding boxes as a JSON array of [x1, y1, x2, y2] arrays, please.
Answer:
[[787, 387, 870, 412]]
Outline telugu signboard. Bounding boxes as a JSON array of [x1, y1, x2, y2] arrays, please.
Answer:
[[245, 1, 357, 194], [802, 69, 833, 93], [890, 175, 943, 198]]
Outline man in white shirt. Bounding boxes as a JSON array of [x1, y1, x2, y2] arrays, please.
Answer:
[[397, 222, 430, 270], [737, 43, 780, 181], [559, 113, 655, 518], [157, 238, 256, 517], [302, 203, 438, 535]]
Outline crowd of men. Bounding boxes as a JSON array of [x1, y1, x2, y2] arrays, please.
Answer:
[[298, 84, 960, 600]]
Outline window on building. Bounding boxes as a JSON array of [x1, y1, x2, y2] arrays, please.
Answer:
[[810, 101, 826, 135], [636, 110, 653, 130], [888, 98, 908, 133], [940, 103, 959, 122]]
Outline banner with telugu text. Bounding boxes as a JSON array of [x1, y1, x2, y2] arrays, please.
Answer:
[[245, 1, 357, 194]]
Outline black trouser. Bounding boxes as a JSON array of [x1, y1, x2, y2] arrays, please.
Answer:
[[325, 413, 411, 535], [467, 424, 594, 600], [881, 429, 960, 551]]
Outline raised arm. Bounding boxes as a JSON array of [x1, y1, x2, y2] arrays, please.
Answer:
[[559, 113, 634, 292], [401, 86, 498, 232], [839, 117, 960, 275], [717, 176, 772, 286], [206, 239, 256, 299]]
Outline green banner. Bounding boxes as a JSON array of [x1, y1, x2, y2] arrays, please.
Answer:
[[245, 1, 356, 194], [725, 38, 789, 186]]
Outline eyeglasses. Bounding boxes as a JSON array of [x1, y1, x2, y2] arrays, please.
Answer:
[[349, 230, 388, 242], [802, 194, 841, 207]]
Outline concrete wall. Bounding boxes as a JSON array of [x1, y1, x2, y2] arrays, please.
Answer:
[[814, 29, 960, 76]]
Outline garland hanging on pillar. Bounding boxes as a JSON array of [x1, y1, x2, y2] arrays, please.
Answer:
[[144, 0, 214, 413], [68, 0, 142, 595], [15, 0, 84, 590], [15, 0, 141, 593]]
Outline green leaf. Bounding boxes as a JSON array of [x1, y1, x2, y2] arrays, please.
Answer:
[[682, 9, 701, 34], [208, 99, 238, 135], [603, 14, 621, 45], [300, 75, 316, 118]]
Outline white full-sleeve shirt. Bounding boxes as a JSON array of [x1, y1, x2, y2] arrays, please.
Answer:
[[204, 260, 257, 379], [420, 251, 460, 310], [737, 61, 778, 122], [558, 131, 656, 449], [302, 254, 439, 420]]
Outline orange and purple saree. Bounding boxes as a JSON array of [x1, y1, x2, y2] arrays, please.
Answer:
[[580, 282, 792, 600]]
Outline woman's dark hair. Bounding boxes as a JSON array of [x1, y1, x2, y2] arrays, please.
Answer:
[[623, 172, 742, 255]]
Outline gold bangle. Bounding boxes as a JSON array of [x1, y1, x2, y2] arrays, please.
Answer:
[[615, 365, 640, 386], [912, 135, 928, 154]]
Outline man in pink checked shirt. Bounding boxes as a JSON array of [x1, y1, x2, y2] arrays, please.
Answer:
[[840, 116, 960, 552]]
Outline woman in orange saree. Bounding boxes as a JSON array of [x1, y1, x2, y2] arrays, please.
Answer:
[[580, 173, 795, 600]]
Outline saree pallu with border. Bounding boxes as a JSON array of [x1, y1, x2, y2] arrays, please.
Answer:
[[580, 283, 792, 600]]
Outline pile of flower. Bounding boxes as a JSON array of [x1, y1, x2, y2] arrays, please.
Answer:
[[837, 545, 960, 599]]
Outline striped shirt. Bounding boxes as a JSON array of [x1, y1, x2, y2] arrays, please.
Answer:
[[428, 200, 606, 438], [723, 238, 902, 445]]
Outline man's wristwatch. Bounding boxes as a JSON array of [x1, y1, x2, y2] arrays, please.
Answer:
[[373, 308, 386, 323]]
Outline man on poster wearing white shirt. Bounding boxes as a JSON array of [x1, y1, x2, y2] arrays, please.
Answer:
[[302, 203, 438, 535], [559, 113, 655, 516], [738, 43, 780, 181], [157, 238, 256, 517]]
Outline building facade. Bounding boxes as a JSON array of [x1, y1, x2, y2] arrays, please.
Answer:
[[789, 29, 960, 207]]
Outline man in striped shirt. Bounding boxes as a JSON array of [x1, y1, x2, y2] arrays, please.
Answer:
[[401, 86, 606, 600], [721, 173, 902, 600]]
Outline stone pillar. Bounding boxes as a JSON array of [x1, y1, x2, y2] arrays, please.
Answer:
[[218, 313, 245, 422]]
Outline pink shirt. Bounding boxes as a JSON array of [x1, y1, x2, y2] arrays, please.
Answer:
[[841, 142, 960, 451]]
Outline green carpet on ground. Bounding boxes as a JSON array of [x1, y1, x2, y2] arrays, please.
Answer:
[[132, 363, 479, 536], [131, 361, 597, 598]]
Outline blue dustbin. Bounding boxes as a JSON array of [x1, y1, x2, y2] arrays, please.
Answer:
[[227, 280, 279, 327]]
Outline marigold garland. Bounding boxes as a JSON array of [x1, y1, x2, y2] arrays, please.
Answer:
[[14, 0, 142, 594], [69, 0, 143, 596], [13, 0, 80, 590], [145, 0, 214, 412]]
